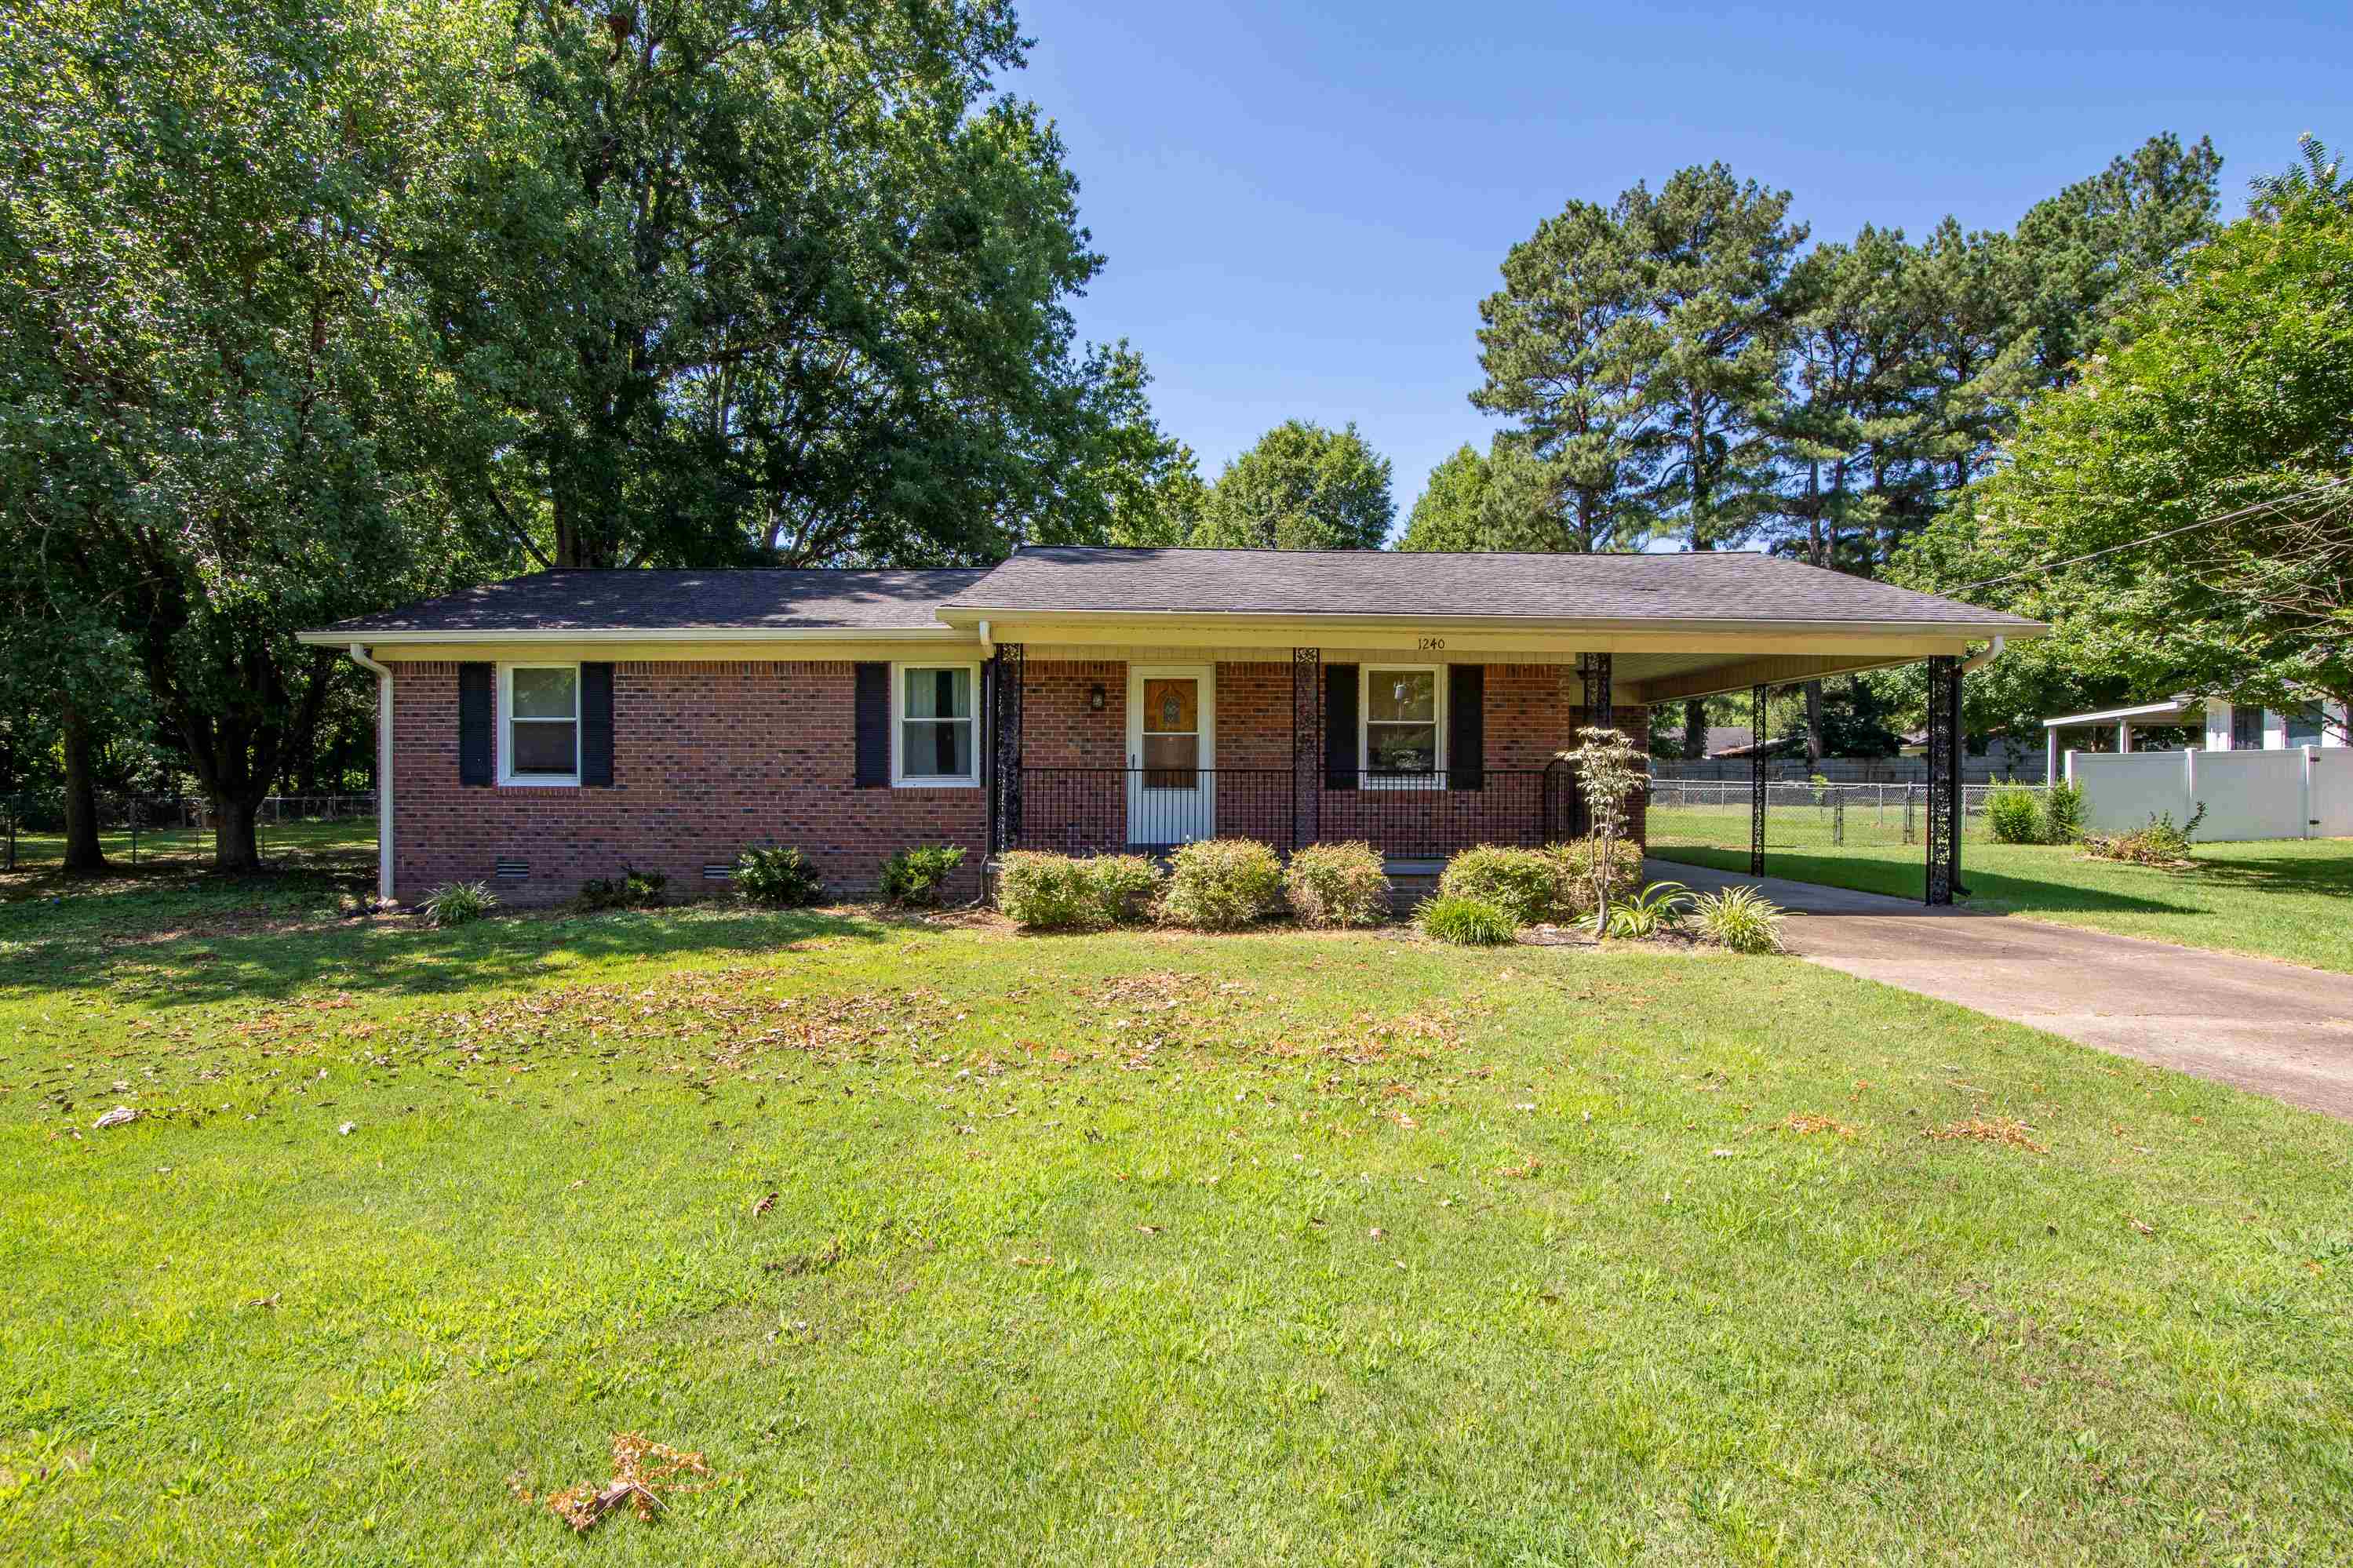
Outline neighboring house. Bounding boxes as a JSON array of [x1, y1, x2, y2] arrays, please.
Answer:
[[1700, 726, 1804, 761], [2042, 694, 2349, 780], [299, 548, 2040, 905]]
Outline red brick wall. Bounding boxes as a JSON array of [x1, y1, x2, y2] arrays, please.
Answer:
[[388, 655, 1648, 903], [388, 661, 984, 905], [1003, 658, 1646, 857]]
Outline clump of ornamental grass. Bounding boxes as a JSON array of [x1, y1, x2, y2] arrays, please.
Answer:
[[1415, 893, 1517, 946], [421, 881, 496, 928]]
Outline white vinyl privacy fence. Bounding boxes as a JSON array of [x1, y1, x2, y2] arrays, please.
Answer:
[[2068, 748, 2351, 840]]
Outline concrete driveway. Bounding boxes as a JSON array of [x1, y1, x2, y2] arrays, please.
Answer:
[[1653, 859, 2353, 1122]]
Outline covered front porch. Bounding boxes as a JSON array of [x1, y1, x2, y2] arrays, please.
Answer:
[[971, 640, 1987, 903], [983, 649, 1607, 863], [937, 546, 2038, 906]]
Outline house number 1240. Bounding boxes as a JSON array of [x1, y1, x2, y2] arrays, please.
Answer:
[[1417, 636, 1446, 651]]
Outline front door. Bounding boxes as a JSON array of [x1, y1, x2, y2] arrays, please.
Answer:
[[1127, 666, 1215, 846]]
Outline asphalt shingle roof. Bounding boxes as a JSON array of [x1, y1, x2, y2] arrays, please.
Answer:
[[315, 569, 986, 635], [309, 549, 2042, 637], [938, 547, 2039, 627]]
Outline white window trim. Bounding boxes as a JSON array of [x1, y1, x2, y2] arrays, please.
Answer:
[[892, 660, 982, 788], [498, 662, 581, 787], [1360, 664, 1445, 788]]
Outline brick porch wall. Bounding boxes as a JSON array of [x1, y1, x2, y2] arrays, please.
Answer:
[[1008, 659, 1647, 855], [388, 661, 985, 906]]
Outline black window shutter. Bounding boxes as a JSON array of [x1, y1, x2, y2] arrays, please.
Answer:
[[1324, 663, 1358, 790], [581, 663, 614, 786], [458, 663, 493, 787], [1448, 665, 1484, 791], [854, 662, 891, 787]]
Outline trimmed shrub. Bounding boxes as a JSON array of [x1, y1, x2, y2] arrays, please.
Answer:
[[734, 846, 825, 908], [1087, 855, 1163, 926], [1437, 845, 1561, 926], [997, 852, 1107, 931], [1157, 838, 1284, 930], [1284, 841, 1391, 929], [1415, 893, 1517, 946], [577, 866, 668, 910], [421, 880, 496, 928], [1546, 836, 1644, 919], [880, 844, 967, 907], [1690, 885, 1787, 954], [996, 853, 1164, 930], [2042, 779, 2085, 844], [1986, 782, 2042, 844]]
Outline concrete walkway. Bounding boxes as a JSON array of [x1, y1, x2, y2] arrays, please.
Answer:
[[1652, 858, 2353, 1122]]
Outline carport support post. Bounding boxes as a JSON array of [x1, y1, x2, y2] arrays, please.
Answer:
[[1578, 652, 1612, 731], [1925, 655, 1961, 905], [1750, 684, 1767, 877]]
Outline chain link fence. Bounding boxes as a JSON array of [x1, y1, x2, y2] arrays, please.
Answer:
[[2, 794, 377, 874], [1645, 779, 2046, 854]]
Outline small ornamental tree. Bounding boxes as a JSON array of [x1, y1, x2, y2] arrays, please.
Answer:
[[1561, 727, 1647, 938]]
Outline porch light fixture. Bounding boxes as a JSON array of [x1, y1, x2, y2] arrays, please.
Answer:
[[1088, 682, 1106, 712]]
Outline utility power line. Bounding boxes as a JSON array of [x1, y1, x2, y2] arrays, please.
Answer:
[[1947, 478, 2353, 596]]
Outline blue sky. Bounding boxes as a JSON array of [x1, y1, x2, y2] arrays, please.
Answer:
[[1011, 0, 2347, 532]]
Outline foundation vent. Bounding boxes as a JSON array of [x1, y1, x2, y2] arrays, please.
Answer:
[[494, 859, 530, 879], [702, 864, 734, 881]]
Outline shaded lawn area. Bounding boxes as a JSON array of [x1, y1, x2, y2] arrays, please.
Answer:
[[1652, 837, 2353, 974], [1, 816, 376, 877], [3, 882, 2351, 1564]]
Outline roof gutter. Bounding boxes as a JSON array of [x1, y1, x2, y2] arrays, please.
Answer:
[[1959, 635, 2005, 675], [346, 644, 395, 904], [933, 607, 2043, 638], [293, 625, 974, 648]]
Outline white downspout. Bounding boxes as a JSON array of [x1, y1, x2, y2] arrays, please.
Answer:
[[348, 643, 394, 904], [977, 619, 995, 658], [1958, 635, 2004, 677]]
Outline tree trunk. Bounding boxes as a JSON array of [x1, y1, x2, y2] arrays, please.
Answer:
[[1682, 699, 1706, 761], [1805, 681, 1825, 768], [213, 795, 264, 871], [60, 700, 109, 875]]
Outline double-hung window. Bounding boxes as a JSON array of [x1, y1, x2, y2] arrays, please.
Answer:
[[896, 664, 978, 785], [501, 665, 579, 785], [1362, 666, 1442, 785], [2286, 704, 2326, 748], [2230, 704, 2264, 750]]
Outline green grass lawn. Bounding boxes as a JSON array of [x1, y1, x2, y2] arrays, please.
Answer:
[[4, 858, 2351, 1564], [1651, 835, 2353, 974]]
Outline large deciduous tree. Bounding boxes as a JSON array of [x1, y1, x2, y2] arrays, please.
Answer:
[[1193, 421, 1394, 551], [420, 0, 1153, 569], [0, 0, 472, 868], [1397, 438, 1580, 554], [1926, 184, 2353, 738]]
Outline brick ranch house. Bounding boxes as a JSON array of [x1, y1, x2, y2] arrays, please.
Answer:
[[299, 547, 2042, 908]]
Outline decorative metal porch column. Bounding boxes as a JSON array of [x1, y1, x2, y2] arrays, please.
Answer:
[[1925, 654, 1961, 905], [1577, 653, 1612, 731], [1290, 648, 1322, 853], [1750, 684, 1768, 878], [989, 642, 1025, 855]]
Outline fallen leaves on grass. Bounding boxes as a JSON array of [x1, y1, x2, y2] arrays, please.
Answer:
[[93, 1106, 138, 1129], [1783, 1112, 1856, 1138], [522, 1432, 716, 1533], [751, 1191, 776, 1219], [1925, 1115, 2049, 1154]]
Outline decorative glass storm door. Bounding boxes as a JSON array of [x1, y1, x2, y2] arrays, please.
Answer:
[[1127, 667, 1215, 846]]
